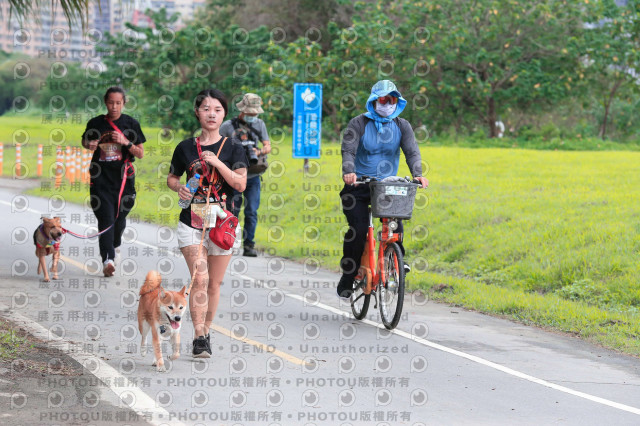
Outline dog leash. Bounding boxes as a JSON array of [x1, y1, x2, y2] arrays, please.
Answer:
[[63, 116, 135, 239], [139, 185, 210, 300], [139, 184, 211, 299], [185, 184, 212, 297], [184, 137, 228, 296], [62, 160, 133, 239]]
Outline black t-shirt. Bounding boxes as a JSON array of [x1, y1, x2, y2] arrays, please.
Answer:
[[170, 137, 248, 228], [82, 114, 146, 188]]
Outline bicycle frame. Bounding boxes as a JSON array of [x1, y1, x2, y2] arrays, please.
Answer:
[[360, 208, 400, 295], [350, 176, 420, 329]]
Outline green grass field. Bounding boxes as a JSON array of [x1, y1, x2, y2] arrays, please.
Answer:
[[3, 115, 640, 356]]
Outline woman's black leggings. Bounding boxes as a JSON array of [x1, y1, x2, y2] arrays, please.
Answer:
[[90, 180, 136, 263]]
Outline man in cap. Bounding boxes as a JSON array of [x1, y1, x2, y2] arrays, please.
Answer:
[[220, 93, 271, 257]]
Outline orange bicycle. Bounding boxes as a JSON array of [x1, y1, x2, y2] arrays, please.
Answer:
[[350, 176, 420, 329]]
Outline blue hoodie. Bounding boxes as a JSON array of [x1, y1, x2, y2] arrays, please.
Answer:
[[355, 80, 408, 179], [364, 79, 407, 133]]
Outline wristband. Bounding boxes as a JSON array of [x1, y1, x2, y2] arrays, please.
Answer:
[[127, 141, 133, 149]]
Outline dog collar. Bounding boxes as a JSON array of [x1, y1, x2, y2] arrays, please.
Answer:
[[39, 224, 60, 248]]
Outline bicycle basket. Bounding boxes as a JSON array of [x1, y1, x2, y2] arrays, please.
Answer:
[[370, 181, 418, 219]]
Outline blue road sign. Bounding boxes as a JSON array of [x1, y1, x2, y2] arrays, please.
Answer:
[[292, 83, 322, 159]]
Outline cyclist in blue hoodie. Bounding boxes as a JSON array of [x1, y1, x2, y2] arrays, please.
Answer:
[[338, 80, 428, 298]]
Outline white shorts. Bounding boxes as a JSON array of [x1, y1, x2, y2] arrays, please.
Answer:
[[176, 222, 241, 256]]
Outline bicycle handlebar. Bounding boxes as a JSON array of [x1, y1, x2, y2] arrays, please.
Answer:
[[353, 175, 376, 184], [354, 176, 423, 186]]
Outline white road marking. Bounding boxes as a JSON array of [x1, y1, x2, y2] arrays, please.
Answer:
[[0, 199, 42, 215], [0, 199, 183, 424], [240, 275, 640, 416], [0, 302, 185, 426], [0, 199, 177, 255], [5, 197, 640, 416]]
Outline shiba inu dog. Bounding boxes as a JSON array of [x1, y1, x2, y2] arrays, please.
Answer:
[[33, 216, 63, 282], [137, 270, 187, 372]]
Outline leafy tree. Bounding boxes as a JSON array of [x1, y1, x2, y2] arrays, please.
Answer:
[[99, 9, 275, 134], [0, 55, 50, 115], [3, 0, 92, 29], [582, 0, 640, 140], [37, 62, 89, 112], [404, 0, 586, 137], [258, 1, 433, 135], [257, 0, 597, 139], [89, 0, 640, 141], [196, 0, 354, 50]]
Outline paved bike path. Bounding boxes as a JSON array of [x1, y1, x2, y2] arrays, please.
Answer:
[[0, 181, 639, 425]]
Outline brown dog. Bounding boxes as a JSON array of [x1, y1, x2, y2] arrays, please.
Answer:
[[33, 216, 63, 282], [137, 270, 187, 372]]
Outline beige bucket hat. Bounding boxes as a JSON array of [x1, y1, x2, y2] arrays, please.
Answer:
[[236, 93, 264, 114]]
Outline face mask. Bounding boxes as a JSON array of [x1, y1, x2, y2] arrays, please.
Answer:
[[244, 115, 257, 123], [375, 102, 396, 118]]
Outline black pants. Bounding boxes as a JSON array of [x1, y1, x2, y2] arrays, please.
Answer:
[[340, 184, 404, 280], [90, 177, 136, 263]]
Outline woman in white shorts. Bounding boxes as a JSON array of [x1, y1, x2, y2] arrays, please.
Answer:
[[167, 88, 247, 358]]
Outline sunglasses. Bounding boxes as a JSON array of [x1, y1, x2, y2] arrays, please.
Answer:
[[377, 96, 398, 105]]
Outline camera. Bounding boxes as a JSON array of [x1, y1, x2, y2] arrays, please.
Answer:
[[241, 140, 259, 165]]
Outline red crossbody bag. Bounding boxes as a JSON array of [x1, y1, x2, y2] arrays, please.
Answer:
[[208, 185, 239, 250], [196, 137, 239, 250]]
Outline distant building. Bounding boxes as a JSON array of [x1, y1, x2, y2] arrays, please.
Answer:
[[0, 0, 204, 63], [0, 2, 93, 62], [133, 0, 206, 29]]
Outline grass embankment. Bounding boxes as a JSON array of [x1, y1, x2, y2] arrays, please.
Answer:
[[4, 115, 640, 356], [257, 143, 640, 356]]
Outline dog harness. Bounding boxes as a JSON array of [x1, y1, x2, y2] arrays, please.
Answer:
[[35, 225, 60, 250]]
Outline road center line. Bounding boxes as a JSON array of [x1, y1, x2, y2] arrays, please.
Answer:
[[8, 199, 640, 415], [60, 254, 92, 272], [209, 324, 308, 366], [5, 200, 306, 368], [59, 253, 306, 367]]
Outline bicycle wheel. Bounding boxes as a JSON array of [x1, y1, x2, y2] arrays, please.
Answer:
[[351, 278, 371, 320], [379, 242, 405, 329]]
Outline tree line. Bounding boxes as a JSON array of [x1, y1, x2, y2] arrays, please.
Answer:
[[5, 0, 640, 141]]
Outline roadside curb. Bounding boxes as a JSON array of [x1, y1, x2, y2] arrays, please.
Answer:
[[0, 302, 185, 426]]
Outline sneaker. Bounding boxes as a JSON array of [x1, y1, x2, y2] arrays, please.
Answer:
[[404, 262, 411, 274], [243, 246, 258, 257], [192, 335, 211, 358], [336, 275, 354, 299], [103, 259, 115, 277]]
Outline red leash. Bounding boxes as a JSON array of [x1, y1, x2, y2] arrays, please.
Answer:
[[63, 161, 132, 239], [63, 116, 134, 239]]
